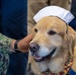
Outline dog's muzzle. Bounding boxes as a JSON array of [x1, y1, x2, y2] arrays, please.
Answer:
[[34, 48, 56, 62], [29, 43, 56, 62]]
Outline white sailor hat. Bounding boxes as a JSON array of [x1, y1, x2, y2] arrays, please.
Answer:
[[33, 6, 74, 24]]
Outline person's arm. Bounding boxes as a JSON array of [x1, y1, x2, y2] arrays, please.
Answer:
[[0, 33, 33, 52], [0, 33, 13, 75], [11, 34, 34, 52], [0, 33, 33, 75], [0, 33, 13, 51]]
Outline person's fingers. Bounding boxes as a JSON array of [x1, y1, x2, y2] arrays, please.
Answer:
[[24, 34, 34, 43]]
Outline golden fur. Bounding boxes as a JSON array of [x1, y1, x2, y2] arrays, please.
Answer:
[[27, 16, 76, 75]]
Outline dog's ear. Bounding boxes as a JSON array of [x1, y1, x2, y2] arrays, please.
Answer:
[[72, 34, 76, 58], [65, 26, 76, 56]]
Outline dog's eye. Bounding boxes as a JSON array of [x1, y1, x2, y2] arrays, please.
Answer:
[[34, 28, 38, 33], [48, 30, 56, 35]]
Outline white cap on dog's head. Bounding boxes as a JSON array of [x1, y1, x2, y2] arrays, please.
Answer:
[[33, 6, 74, 24]]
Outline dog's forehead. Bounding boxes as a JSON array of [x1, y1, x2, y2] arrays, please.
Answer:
[[35, 16, 66, 30]]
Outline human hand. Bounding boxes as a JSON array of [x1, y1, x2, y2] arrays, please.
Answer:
[[18, 34, 34, 52]]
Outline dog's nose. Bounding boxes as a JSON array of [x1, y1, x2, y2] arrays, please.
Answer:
[[29, 43, 40, 52]]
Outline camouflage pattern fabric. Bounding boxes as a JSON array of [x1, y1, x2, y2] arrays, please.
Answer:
[[0, 50, 9, 75], [0, 33, 13, 75]]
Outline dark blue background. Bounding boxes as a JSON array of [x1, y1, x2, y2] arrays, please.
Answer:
[[0, 0, 28, 75], [1, 0, 27, 39]]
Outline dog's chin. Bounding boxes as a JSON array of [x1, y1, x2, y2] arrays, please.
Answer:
[[33, 48, 56, 62]]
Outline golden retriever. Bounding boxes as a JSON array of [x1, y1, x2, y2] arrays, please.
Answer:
[[26, 16, 76, 75]]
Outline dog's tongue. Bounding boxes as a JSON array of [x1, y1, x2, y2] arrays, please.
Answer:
[[31, 53, 43, 61], [34, 55, 42, 60]]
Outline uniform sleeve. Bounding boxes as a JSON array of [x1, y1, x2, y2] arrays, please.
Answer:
[[0, 33, 13, 52], [0, 33, 13, 75]]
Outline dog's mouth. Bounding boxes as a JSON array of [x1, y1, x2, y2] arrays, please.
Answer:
[[32, 48, 56, 62]]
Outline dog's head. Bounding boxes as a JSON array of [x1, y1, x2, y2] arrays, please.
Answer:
[[29, 16, 76, 62]]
